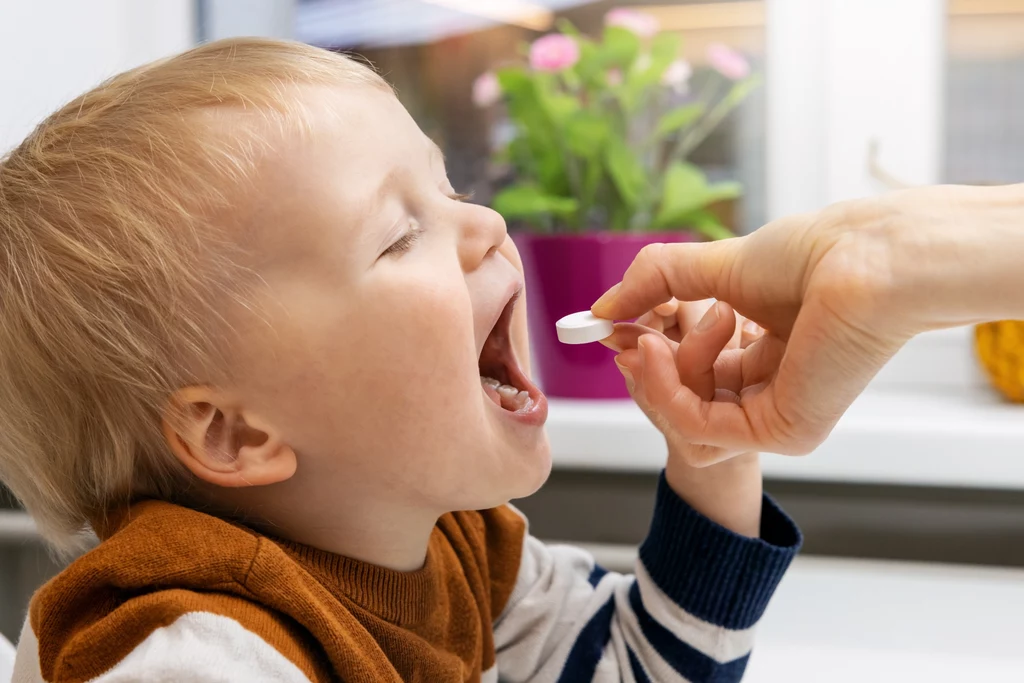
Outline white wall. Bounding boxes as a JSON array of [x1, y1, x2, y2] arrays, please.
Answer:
[[204, 0, 294, 41], [0, 0, 194, 154]]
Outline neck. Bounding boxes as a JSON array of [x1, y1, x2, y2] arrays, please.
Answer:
[[240, 484, 440, 572]]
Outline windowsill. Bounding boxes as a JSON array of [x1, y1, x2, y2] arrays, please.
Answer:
[[749, 556, 1024, 681], [0, 510, 37, 542], [547, 385, 1024, 489]]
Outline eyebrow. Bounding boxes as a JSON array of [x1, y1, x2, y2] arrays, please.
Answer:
[[369, 139, 445, 211], [365, 139, 446, 252]]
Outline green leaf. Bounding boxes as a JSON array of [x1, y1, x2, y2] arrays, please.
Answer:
[[599, 26, 640, 70], [491, 184, 579, 221], [495, 66, 531, 98], [609, 203, 631, 232], [581, 158, 603, 206], [654, 104, 704, 137], [573, 38, 604, 87], [722, 74, 763, 108], [604, 136, 647, 210], [703, 181, 742, 204], [653, 162, 742, 229], [564, 111, 610, 158], [496, 67, 567, 194], [539, 92, 579, 125], [650, 32, 681, 65], [688, 211, 735, 241], [556, 18, 582, 37]]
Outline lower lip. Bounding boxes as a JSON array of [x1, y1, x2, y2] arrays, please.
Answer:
[[484, 387, 549, 427]]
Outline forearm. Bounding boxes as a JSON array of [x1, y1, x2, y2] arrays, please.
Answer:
[[664, 450, 762, 538], [886, 183, 1024, 331]]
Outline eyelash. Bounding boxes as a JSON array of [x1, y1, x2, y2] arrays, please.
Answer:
[[383, 227, 422, 256], [381, 192, 469, 257]]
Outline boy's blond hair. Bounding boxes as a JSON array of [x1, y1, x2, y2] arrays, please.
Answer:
[[0, 38, 389, 553]]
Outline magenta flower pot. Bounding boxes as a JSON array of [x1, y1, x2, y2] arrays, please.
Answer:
[[514, 231, 696, 399]]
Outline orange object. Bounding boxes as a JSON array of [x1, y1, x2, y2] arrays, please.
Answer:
[[975, 320, 1024, 402]]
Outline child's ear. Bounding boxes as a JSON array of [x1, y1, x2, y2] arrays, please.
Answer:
[[162, 386, 297, 488]]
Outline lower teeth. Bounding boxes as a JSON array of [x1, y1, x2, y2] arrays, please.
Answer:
[[481, 376, 533, 412]]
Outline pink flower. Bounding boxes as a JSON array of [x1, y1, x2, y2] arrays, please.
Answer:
[[605, 8, 660, 38], [606, 68, 623, 86], [472, 71, 501, 108], [529, 34, 580, 72], [662, 58, 692, 93], [707, 43, 750, 80]]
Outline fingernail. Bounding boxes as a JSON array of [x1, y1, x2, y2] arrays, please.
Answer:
[[600, 335, 623, 353], [694, 302, 722, 333], [614, 358, 634, 393], [743, 320, 762, 336], [593, 282, 622, 311], [637, 335, 651, 363]]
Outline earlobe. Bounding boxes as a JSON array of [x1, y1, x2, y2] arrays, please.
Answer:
[[162, 387, 297, 488]]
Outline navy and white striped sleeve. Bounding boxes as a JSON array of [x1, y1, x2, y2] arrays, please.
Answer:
[[492, 471, 801, 682]]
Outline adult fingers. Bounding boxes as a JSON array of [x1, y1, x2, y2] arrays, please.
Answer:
[[592, 240, 740, 321]]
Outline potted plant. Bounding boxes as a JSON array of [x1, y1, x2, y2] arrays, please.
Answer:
[[473, 8, 760, 399]]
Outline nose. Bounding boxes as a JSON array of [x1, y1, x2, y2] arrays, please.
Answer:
[[457, 202, 508, 272]]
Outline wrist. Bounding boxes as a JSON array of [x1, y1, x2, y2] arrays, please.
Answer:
[[664, 449, 762, 538]]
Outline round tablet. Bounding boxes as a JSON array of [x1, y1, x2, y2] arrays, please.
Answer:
[[556, 311, 614, 345]]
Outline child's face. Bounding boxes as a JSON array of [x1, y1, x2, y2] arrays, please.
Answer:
[[225, 86, 550, 514]]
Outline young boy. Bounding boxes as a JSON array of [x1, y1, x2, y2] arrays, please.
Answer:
[[2, 39, 799, 682]]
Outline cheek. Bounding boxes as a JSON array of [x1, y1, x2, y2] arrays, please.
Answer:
[[231, 278, 481, 456], [339, 280, 480, 421]]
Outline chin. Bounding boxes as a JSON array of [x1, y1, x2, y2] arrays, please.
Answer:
[[450, 436, 551, 512], [504, 435, 553, 502]]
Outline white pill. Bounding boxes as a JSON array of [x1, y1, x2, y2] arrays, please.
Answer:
[[556, 311, 615, 345]]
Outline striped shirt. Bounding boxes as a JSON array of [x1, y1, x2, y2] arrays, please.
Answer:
[[13, 472, 800, 682]]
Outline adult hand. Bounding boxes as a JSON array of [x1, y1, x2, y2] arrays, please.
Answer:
[[595, 184, 1024, 461]]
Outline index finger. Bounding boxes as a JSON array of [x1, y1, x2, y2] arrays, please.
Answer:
[[591, 240, 739, 321]]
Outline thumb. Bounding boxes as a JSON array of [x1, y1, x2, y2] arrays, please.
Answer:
[[592, 240, 739, 321]]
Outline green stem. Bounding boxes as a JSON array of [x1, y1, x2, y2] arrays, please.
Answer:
[[677, 77, 756, 159], [657, 72, 717, 173]]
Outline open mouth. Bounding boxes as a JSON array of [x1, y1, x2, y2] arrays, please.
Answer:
[[478, 288, 541, 414]]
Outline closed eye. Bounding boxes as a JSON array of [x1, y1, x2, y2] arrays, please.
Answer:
[[380, 191, 469, 258], [382, 231, 421, 257], [381, 219, 424, 258]]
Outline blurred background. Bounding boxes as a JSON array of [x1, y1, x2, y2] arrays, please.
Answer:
[[2, 1, 1024, 681]]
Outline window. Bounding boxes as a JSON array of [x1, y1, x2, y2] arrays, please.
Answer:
[[293, 0, 769, 233], [944, 0, 1024, 185]]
